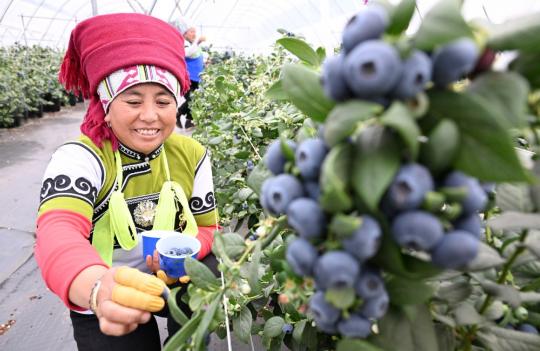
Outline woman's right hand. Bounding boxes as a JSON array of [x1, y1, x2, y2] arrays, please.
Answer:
[[89, 266, 168, 336], [93, 267, 153, 336]]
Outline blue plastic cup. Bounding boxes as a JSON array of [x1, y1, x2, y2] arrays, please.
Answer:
[[141, 230, 176, 260], [156, 235, 201, 278]]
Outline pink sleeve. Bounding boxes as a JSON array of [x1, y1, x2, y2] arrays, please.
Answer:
[[196, 225, 220, 260], [35, 209, 108, 311]]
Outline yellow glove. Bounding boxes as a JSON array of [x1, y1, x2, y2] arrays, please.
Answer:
[[156, 269, 191, 285], [111, 266, 170, 312]]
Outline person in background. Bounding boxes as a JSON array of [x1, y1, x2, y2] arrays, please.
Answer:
[[35, 13, 219, 351], [174, 19, 206, 130]]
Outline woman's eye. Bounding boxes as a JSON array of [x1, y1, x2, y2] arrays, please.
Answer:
[[157, 100, 172, 106], [126, 100, 141, 105]]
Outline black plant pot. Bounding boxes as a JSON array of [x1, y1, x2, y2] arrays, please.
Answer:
[[68, 94, 77, 106]]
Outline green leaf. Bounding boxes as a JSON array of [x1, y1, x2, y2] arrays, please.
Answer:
[[477, 325, 540, 351], [487, 13, 540, 53], [488, 212, 540, 231], [464, 241, 505, 271], [234, 150, 251, 159], [212, 231, 234, 266], [277, 37, 321, 67], [280, 137, 296, 161], [264, 316, 285, 338], [222, 232, 247, 259], [496, 183, 535, 213], [185, 256, 220, 290], [352, 125, 401, 211], [167, 287, 190, 326], [510, 52, 540, 89], [452, 302, 483, 326], [481, 281, 522, 308], [266, 79, 289, 100], [419, 119, 460, 174], [325, 287, 356, 309], [468, 72, 530, 129], [163, 312, 203, 351], [246, 161, 272, 196], [434, 281, 473, 305], [428, 90, 529, 182], [292, 319, 306, 343], [375, 233, 441, 280], [337, 339, 384, 351], [386, 276, 433, 306], [319, 143, 354, 213], [316, 46, 326, 62], [373, 305, 438, 351], [380, 102, 421, 160], [328, 214, 362, 240], [386, 0, 416, 35], [193, 292, 223, 348], [413, 0, 473, 51], [233, 306, 253, 343], [247, 241, 262, 294], [281, 64, 335, 122], [323, 100, 381, 147]]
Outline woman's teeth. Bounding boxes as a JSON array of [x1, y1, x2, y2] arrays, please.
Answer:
[[136, 129, 159, 135]]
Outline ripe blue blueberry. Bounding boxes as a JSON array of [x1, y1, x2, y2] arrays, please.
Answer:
[[309, 291, 341, 327], [286, 238, 319, 277], [337, 314, 372, 338], [266, 174, 304, 215], [432, 38, 479, 88], [344, 40, 402, 98], [246, 160, 254, 172], [260, 177, 277, 215], [384, 163, 434, 213], [391, 50, 432, 99], [392, 211, 444, 251], [342, 5, 389, 53], [314, 251, 359, 290], [443, 171, 488, 215], [342, 215, 382, 261], [517, 324, 539, 334], [282, 323, 294, 334], [431, 230, 479, 269], [264, 139, 296, 175], [355, 268, 385, 300], [453, 213, 482, 239], [304, 181, 321, 201], [287, 197, 326, 240], [361, 291, 389, 319], [321, 54, 353, 102], [295, 138, 328, 180]]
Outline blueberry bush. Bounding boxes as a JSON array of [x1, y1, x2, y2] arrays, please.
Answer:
[[190, 46, 316, 229], [165, 0, 540, 350], [0, 45, 69, 128]]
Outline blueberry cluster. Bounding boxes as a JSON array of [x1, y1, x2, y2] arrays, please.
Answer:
[[165, 247, 194, 257], [321, 5, 479, 104], [384, 164, 488, 269], [261, 138, 387, 338]]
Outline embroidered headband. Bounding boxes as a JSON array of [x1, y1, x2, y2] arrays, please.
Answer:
[[97, 65, 183, 112]]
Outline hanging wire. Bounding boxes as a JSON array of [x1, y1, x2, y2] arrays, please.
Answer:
[[213, 194, 233, 351], [238, 124, 262, 160]]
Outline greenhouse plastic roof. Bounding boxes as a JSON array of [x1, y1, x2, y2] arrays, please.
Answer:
[[1, 0, 539, 53]]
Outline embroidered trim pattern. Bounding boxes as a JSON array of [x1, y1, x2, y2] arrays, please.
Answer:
[[189, 191, 216, 214], [40, 175, 98, 206], [118, 143, 163, 161]]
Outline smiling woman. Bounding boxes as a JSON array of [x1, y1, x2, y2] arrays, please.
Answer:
[[105, 83, 178, 155], [33, 13, 220, 351]]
